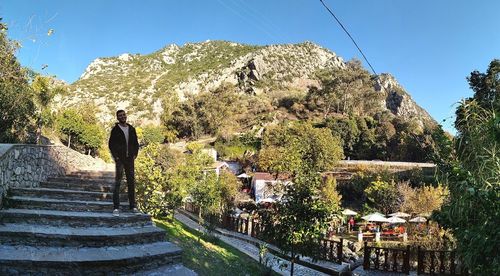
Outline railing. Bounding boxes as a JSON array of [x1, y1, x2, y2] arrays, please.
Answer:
[[225, 216, 250, 235], [181, 206, 346, 266], [363, 242, 468, 275], [417, 246, 468, 275], [184, 202, 199, 214], [319, 238, 343, 264], [363, 242, 411, 274]]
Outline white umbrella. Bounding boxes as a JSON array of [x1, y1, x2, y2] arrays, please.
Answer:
[[361, 213, 388, 222], [386, 216, 406, 224], [342, 209, 358, 216], [258, 197, 276, 204], [409, 216, 427, 223], [237, 173, 251, 178], [388, 212, 411, 218]]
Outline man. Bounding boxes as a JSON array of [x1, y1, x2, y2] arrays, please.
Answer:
[[108, 110, 139, 216]]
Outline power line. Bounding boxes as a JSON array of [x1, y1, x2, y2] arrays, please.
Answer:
[[319, 0, 378, 76]]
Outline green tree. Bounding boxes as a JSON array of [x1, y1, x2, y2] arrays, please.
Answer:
[[135, 143, 183, 218], [321, 176, 342, 213], [325, 115, 360, 158], [258, 122, 344, 176], [437, 60, 499, 275], [140, 125, 166, 146], [56, 106, 105, 155], [364, 176, 400, 214], [0, 22, 35, 142], [306, 59, 380, 117], [31, 75, 66, 144], [260, 171, 335, 275]]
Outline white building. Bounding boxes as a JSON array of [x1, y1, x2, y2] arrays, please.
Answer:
[[251, 172, 283, 203]]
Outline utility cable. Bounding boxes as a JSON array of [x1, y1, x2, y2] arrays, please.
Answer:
[[319, 0, 378, 76]]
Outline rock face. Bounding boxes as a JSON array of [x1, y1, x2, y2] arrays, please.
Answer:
[[56, 40, 435, 127], [0, 170, 194, 275], [376, 74, 436, 126]]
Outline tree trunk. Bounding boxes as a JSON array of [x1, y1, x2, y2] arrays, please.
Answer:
[[67, 134, 71, 148], [290, 249, 295, 276]]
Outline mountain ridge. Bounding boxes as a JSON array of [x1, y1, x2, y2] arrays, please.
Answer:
[[55, 40, 435, 129]]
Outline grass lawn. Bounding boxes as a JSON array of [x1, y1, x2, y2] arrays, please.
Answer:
[[154, 218, 279, 276]]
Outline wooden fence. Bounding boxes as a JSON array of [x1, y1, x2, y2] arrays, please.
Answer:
[[363, 242, 468, 275], [319, 238, 344, 264], [363, 242, 411, 274], [182, 205, 345, 265], [417, 246, 468, 275]]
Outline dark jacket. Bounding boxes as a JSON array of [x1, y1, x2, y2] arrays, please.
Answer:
[[108, 123, 139, 161]]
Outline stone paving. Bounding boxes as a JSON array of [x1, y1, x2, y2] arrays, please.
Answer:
[[175, 211, 339, 276], [0, 170, 194, 275]]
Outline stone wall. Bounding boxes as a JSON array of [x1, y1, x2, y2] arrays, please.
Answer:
[[0, 144, 106, 207]]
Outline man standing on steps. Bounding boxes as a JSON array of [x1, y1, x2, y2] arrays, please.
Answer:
[[108, 110, 140, 216]]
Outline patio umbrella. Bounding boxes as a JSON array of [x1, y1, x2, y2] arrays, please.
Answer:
[[237, 173, 251, 178], [361, 213, 388, 222], [258, 197, 276, 204], [342, 209, 358, 216], [386, 216, 406, 224], [388, 212, 411, 218], [409, 216, 427, 223]]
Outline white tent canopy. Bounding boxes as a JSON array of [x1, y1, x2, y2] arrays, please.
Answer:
[[237, 173, 251, 178], [361, 213, 388, 222], [409, 216, 427, 223], [386, 216, 406, 224], [342, 209, 358, 216], [388, 212, 411, 218]]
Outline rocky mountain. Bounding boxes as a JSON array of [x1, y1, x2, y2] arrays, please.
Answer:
[[56, 40, 435, 127]]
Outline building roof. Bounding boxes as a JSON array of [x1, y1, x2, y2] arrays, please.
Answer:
[[205, 161, 229, 170], [252, 172, 275, 181]]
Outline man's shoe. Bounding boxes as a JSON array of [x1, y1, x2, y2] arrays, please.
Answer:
[[131, 207, 141, 214], [112, 209, 120, 217]]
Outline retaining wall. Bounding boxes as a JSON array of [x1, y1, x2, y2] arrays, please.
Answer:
[[0, 144, 106, 207]]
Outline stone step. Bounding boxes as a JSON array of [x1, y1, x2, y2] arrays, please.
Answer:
[[10, 187, 129, 202], [69, 170, 115, 178], [47, 175, 116, 185], [0, 241, 182, 275], [0, 223, 166, 247], [40, 180, 119, 192], [8, 196, 131, 212], [135, 263, 197, 276], [0, 209, 154, 228]]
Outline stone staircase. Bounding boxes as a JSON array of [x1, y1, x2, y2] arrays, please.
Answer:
[[0, 170, 195, 275]]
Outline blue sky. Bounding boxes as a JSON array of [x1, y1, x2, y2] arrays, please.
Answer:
[[2, 0, 499, 133]]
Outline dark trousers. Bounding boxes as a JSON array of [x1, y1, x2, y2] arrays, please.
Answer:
[[114, 157, 136, 210]]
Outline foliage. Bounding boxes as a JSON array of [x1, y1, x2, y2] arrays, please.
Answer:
[[436, 59, 500, 275], [260, 170, 336, 275], [0, 23, 36, 142], [306, 59, 381, 117], [321, 176, 342, 213], [258, 122, 344, 176], [55, 106, 106, 155], [135, 143, 182, 217], [398, 181, 448, 215], [165, 84, 243, 139], [139, 125, 166, 145], [214, 131, 261, 160], [31, 75, 67, 143], [364, 176, 400, 214]]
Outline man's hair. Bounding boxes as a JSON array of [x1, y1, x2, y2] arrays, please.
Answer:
[[116, 110, 126, 116]]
